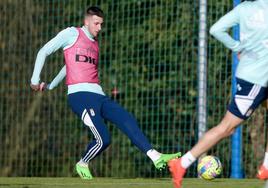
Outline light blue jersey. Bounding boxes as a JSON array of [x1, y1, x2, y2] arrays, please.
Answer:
[[210, 0, 268, 87], [31, 26, 105, 95]]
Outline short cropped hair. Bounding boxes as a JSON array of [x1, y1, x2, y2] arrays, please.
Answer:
[[85, 6, 104, 18]]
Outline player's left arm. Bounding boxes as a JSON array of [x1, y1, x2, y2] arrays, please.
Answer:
[[39, 65, 66, 91]]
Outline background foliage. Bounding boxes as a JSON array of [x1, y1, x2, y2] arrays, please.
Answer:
[[0, 0, 267, 178]]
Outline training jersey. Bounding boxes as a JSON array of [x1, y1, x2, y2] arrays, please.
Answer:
[[209, 0, 268, 87], [31, 26, 105, 95], [65, 28, 99, 85]]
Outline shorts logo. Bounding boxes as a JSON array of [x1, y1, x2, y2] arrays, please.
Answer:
[[90, 109, 95, 116], [237, 84, 242, 91]]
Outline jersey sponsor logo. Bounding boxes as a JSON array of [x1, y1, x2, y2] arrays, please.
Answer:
[[86, 46, 98, 56], [75, 54, 97, 65]]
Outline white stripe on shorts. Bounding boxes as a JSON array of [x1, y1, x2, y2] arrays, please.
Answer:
[[248, 84, 261, 98], [235, 84, 261, 116]]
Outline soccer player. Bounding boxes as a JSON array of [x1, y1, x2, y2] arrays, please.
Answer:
[[30, 6, 180, 179], [168, 0, 268, 187]]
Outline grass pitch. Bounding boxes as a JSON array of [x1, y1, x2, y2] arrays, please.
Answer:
[[0, 177, 265, 188]]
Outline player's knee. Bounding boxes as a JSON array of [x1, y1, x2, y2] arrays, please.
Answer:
[[101, 135, 111, 149]]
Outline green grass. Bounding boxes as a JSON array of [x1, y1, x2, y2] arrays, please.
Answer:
[[0, 178, 265, 188]]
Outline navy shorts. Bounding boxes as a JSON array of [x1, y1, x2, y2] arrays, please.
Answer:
[[228, 78, 268, 120]]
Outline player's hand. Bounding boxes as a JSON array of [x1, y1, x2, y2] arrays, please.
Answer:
[[39, 82, 47, 91], [30, 83, 40, 91]]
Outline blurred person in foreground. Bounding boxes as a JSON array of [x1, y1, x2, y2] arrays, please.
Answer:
[[30, 6, 180, 179], [168, 0, 268, 187]]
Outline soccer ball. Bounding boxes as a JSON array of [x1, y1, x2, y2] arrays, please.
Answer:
[[197, 155, 222, 180]]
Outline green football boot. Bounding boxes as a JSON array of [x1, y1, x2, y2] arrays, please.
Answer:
[[154, 152, 181, 170], [76, 163, 93, 180]]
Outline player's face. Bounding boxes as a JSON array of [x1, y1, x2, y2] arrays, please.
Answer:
[[84, 15, 103, 38]]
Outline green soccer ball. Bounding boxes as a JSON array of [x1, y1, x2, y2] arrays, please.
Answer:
[[197, 155, 222, 180]]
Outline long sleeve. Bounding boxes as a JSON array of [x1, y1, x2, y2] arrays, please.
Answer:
[[30, 27, 77, 85], [209, 5, 242, 52], [47, 65, 66, 90]]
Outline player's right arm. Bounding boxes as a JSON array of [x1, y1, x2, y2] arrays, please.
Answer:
[[30, 27, 77, 91], [46, 65, 66, 90], [209, 4, 242, 52]]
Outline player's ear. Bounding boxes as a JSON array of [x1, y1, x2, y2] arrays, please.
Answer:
[[84, 16, 90, 26], [84, 18, 88, 26]]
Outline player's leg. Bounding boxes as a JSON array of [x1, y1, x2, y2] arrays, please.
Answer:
[[168, 112, 243, 188], [257, 143, 268, 180], [190, 111, 242, 157], [68, 92, 111, 179], [168, 78, 268, 188], [257, 99, 268, 180], [101, 97, 181, 169]]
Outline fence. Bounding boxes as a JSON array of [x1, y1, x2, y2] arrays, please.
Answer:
[[0, 0, 267, 178]]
